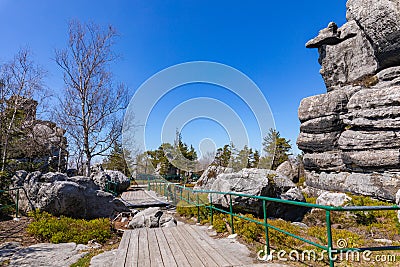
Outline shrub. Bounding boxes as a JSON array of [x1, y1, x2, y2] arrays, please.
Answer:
[[27, 210, 112, 244]]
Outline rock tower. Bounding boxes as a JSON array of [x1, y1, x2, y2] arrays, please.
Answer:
[[297, 0, 400, 201]]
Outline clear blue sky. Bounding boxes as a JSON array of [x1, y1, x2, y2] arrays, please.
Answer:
[[0, 0, 348, 156]]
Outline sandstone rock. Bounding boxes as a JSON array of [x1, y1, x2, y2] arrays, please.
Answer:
[[4, 242, 87, 267], [297, 132, 340, 153], [11, 171, 129, 219], [90, 169, 130, 194], [306, 171, 400, 201], [342, 150, 400, 170], [347, 86, 400, 110], [276, 160, 301, 182], [298, 88, 357, 122], [316, 192, 351, 207], [207, 168, 307, 221], [194, 165, 234, 190], [303, 151, 345, 172], [338, 130, 400, 150], [346, 0, 400, 68], [90, 250, 118, 267], [310, 20, 378, 89], [300, 115, 341, 133], [127, 207, 175, 228]]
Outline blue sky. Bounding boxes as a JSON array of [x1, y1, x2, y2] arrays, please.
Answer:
[[0, 0, 348, 156]]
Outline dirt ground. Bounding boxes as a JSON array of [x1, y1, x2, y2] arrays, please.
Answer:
[[0, 216, 38, 246]]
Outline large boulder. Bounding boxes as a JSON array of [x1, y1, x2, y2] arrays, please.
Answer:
[[194, 165, 234, 190], [90, 167, 130, 194], [316, 192, 352, 207], [276, 160, 302, 183], [201, 168, 307, 221], [11, 171, 129, 219]]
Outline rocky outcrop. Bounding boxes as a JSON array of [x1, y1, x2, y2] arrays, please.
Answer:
[[197, 168, 307, 221], [11, 171, 129, 219], [297, 1, 400, 201]]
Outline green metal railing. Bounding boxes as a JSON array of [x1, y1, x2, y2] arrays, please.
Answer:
[[0, 187, 23, 218], [147, 178, 400, 267], [105, 180, 119, 196]]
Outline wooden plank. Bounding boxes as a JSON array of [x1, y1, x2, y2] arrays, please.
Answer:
[[147, 228, 164, 267], [161, 227, 192, 266], [137, 228, 151, 266], [179, 225, 231, 267], [112, 230, 131, 267], [169, 227, 206, 267], [125, 229, 140, 267], [188, 225, 244, 266], [155, 227, 178, 267]]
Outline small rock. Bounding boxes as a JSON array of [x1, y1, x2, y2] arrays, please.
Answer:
[[291, 222, 308, 228], [316, 192, 352, 207]]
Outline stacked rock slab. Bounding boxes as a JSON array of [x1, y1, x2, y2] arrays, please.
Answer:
[[297, 0, 400, 201]]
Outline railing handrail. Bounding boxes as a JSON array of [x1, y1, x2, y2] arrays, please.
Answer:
[[144, 176, 400, 267]]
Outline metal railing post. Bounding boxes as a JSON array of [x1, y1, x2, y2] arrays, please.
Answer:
[[263, 199, 270, 255], [326, 210, 334, 267], [229, 194, 234, 234], [15, 188, 19, 218], [210, 194, 213, 225], [197, 194, 200, 223]]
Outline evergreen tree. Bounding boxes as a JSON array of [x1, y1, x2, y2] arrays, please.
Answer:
[[102, 141, 131, 176], [262, 128, 291, 170]]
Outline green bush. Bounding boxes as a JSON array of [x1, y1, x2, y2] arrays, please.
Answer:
[[27, 210, 112, 244]]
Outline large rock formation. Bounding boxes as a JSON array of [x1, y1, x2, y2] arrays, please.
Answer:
[[196, 167, 307, 221], [298, 0, 400, 201], [11, 171, 129, 219]]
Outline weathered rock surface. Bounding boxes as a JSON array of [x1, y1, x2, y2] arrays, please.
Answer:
[[0, 242, 87, 267], [11, 171, 129, 219], [306, 171, 400, 201], [298, 0, 400, 200], [346, 0, 400, 68], [194, 165, 234, 190], [316, 192, 352, 207], [276, 160, 303, 183], [127, 207, 176, 229], [90, 166, 130, 194], [197, 168, 307, 221]]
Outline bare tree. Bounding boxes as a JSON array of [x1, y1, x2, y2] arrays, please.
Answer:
[[55, 20, 127, 176], [0, 48, 46, 172]]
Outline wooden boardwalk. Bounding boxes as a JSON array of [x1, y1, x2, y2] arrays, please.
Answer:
[[112, 224, 254, 267], [120, 190, 170, 208]]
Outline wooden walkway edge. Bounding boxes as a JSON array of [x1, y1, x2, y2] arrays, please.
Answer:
[[112, 224, 255, 267]]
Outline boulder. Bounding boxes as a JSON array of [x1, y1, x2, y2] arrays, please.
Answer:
[[205, 168, 307, 221], [194, 165, 234, 190], [11, 171, 129, 219], [127, 207, 176, 228], [316, 192, 352, 207], [276, 160, 301, 183], [90, 168, 130, 194]]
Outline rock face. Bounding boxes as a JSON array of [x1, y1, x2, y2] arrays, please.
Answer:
[[298, 1, 400, 201], [11, 171, 129, 219], [196, 167, 307, 221]]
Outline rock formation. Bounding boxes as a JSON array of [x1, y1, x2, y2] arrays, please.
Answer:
[[196, 167, 307, 221], [297, 0, 400, 201], [11, 171, 129, 219]]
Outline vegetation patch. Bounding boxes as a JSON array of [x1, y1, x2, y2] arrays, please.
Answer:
[[27, 210, 112, 244]]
